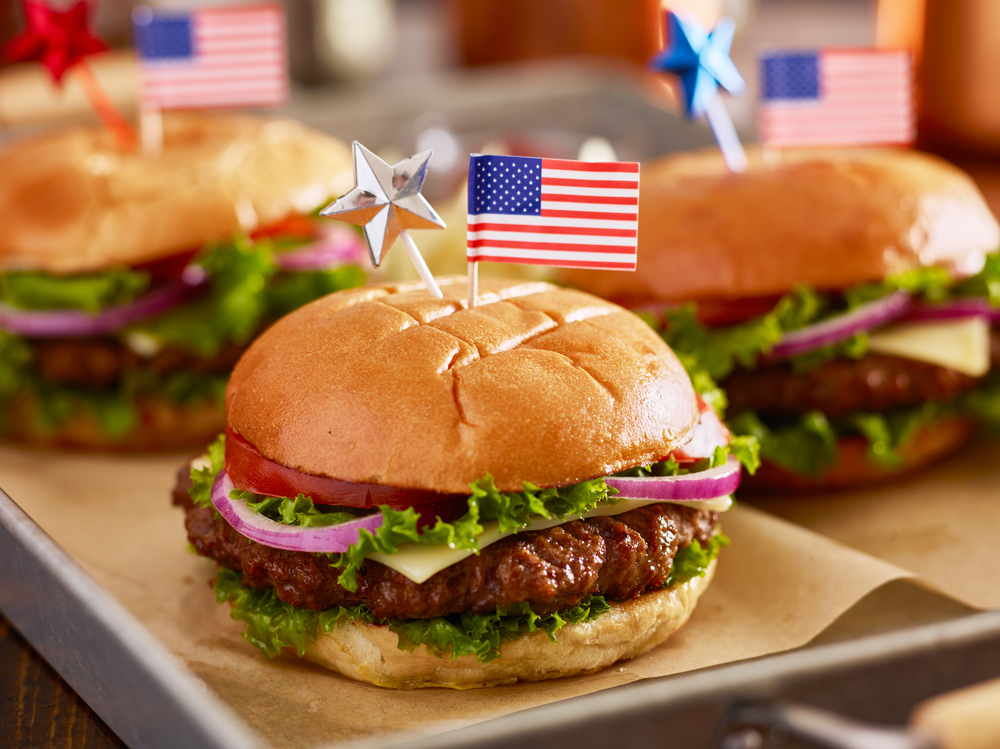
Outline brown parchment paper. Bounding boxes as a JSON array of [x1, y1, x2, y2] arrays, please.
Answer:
[[0, 446, 944, 748], [750, 441, 1000, 611]]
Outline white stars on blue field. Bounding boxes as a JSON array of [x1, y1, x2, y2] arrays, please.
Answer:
[[133, 13, 194, 60], [468, 155, 542, 216], [761, 52, 819, 100]]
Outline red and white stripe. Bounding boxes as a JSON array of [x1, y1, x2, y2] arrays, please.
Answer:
[[467, 159, 640, 271], [758, 50, 914, 147], [139, 5, 287, 110]]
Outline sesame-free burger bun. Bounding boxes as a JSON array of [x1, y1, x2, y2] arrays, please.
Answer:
[[302, 559, 716, 689], [0, 112, 353, 273], [226, 276, 700, 493], [559, 148, 1000, 305]]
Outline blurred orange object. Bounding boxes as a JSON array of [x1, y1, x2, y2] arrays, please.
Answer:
[[888, 0, 1000, 155], [877, 0, 1000, 218], [453, 0, 661, 68], [875, 0, 925, 65]]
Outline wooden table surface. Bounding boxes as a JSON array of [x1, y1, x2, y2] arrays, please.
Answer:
[[0, 615, 126, 749]]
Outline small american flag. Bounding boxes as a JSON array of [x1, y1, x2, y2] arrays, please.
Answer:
[[132, 4, 287, 110], [758, 49, 914, 147], [466, 155, 640, 271]]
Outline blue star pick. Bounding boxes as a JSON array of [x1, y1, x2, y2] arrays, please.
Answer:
[[650, 12, 746, 119]]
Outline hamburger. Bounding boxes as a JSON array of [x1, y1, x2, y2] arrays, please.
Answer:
[[559, 148, 1000, 488], [173, 277, 755, 688], [0, 112, 366, 450]]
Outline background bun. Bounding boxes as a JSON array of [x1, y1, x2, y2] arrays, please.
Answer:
[[301, 560, 715, 689], [0, 112, 354, 273], [227, 276, 699, 493], [559, 148, 1000, 305], [747, 415, 973, 491]]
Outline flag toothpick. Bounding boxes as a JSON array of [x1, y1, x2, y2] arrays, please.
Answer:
[[321, 142, 446, 297], [464, 154, 640, 296], [649, 11, 747, 172], [757, 49, 915, 148], [467, 261, 479, 309], [139, 105, 163, 157], [132, 4, 289, 113]]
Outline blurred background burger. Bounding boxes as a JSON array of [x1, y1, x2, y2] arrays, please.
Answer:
[[561, 147, 1000, 487], [0, 112, 365, 450]]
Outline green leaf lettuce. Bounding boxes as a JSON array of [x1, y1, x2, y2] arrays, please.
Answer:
[[0, 267, 150, 312], [728, 410, 839, 477], [134, 237, 365, 357]]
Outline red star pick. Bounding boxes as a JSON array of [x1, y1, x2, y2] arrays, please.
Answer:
[[2, 0, 108, 83]]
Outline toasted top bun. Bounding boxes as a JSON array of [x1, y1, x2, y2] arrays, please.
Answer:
[[0, 112, 353, 274], [559, 148, 1000, 305], [226, 277, 699, 493]]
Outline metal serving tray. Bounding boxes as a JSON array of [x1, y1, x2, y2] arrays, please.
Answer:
[[2, 64, 997, 748], [3, 481, 1000, 749]]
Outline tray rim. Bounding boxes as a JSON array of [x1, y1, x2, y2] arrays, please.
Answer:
[[389, 605, 1000, 749], [0, 485, 262, 749]]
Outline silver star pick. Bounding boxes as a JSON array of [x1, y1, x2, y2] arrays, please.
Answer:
[[320, 142, 446, 267]]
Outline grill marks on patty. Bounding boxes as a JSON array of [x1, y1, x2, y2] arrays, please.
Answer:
[[173, 470, 719, 620], [723, 327, 1000, 420]]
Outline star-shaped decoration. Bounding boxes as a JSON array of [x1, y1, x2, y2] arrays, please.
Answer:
[[320, 142, 446, 268], [649, 11, 745, 120], [1, 0, 108, 83]]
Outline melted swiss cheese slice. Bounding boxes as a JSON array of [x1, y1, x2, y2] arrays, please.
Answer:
[[867, 316, 991, 376]]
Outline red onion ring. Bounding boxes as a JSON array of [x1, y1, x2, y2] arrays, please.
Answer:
[[211, 470, 384, 553], [274, 225, 366, 271], [605, 454, 742, 501], [0, 275, 208, 338], [769, 291, 913, 359], [904, 297, 1000, 323]]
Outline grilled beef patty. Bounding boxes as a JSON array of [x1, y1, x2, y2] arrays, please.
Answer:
[[32, 338, 245, 388], [723, 353, 979, 420], [173, 470, 719, 620], [723, 328, 1000, 420]]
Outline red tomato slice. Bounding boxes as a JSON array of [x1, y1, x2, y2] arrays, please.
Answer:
[[668, 399, 730, 463], [251, 213, 318, 241], [224, 427, 468, 512], [694, 295, 784, 327], [639, 296, 782, 329], [132, 215, 315, 282], [412, 495, 471, 529], [133, 249, 200, 284]]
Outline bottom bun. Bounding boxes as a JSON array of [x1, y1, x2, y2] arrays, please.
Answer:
[[302, 560, 716, 690], [747, 415, 974, 491], [4, 393, 225, 452]]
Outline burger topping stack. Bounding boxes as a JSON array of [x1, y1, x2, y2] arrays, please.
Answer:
[[174, 277, 758, 688], [561, 148, 1000, 487], [663, 258, 1000, 481]]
